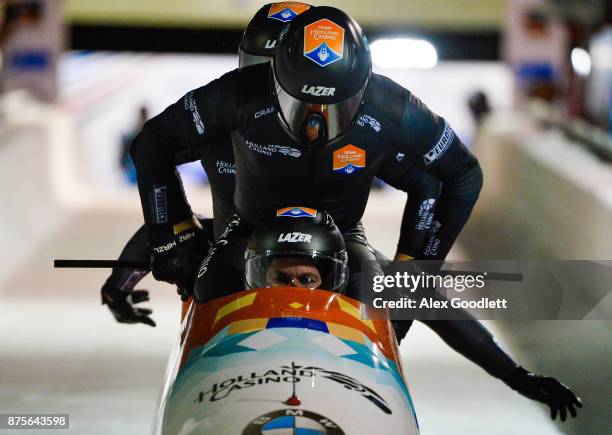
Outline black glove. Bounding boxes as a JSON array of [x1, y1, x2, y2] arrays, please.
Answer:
[[101, 283, 156, 327], [506, 367, 582, 421], [150, 218, 209, 298]]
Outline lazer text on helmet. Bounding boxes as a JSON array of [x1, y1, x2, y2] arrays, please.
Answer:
[[301, 85, 336, 96]]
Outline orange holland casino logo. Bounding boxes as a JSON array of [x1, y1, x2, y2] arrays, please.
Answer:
[[303, 18, 345, 67], [267, 2, 310, 22], [276, 207, 318, 218], [333, 145, 366, 175]]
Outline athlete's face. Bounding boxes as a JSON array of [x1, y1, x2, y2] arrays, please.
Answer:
[[266, 257, 322, 288]]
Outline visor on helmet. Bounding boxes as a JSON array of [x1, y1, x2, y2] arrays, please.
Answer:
[[238, 49, 271, 69], [274, 73, 366, 143], [245, 250, 348, 292]]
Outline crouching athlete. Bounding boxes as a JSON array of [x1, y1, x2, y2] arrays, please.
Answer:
[[128, 7, 481, 303], [101, 1, 440, 326]]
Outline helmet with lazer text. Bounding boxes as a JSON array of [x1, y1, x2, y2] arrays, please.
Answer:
[[239, 2, 312, 68], [245, 207, 348, 293], [273, 6, 371, 144]]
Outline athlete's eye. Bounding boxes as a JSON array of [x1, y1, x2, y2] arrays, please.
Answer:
[[270, 272, 292, 286], [298, 274, 318, 286]]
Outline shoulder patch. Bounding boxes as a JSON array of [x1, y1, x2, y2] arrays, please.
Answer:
[[423, 122, 455, 165]]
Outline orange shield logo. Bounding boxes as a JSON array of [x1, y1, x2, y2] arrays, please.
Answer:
[[276, 207, 318, 218], [303, 18, 345, 67], [268, 2, 310, 22], [333, 144, 366, 174]]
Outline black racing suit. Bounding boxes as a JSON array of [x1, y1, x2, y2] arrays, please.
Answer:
[[120, 62, 523, 385], [104, 132, 440, 299], [130, 64, 481, 294], [202, 126, 442, 258]]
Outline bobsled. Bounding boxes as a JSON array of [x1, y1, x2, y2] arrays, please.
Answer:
[[154, 286, 419, 434]]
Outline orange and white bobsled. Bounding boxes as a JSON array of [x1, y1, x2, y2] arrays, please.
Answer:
[[155, 287, 419, 434]]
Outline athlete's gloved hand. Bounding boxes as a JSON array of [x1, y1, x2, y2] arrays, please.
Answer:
[[101, 283, 155, 327], [150, 217, 209, 298], [507, 367, 582, 421]]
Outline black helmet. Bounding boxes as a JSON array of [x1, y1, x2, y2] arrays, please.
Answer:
[[239, 2, 312, 68], [273, 6, 371, 144], [245, 207, 348, 292]]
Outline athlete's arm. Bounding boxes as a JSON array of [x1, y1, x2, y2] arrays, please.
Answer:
[[375, 158, 442, 258], [422, 315, 581, 420], [394, 314, 581, 421], [392, 85, 483, 261], [130, 70, 238, 287], [130, 71, 238, 235], [421, 316, 518, 381]]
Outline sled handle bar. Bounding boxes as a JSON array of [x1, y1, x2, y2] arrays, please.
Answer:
[[54, 259, 150, 269], [53, 259, 522, 281]]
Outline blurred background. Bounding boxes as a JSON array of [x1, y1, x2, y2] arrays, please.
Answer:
[[0, 0, 610, 434]]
